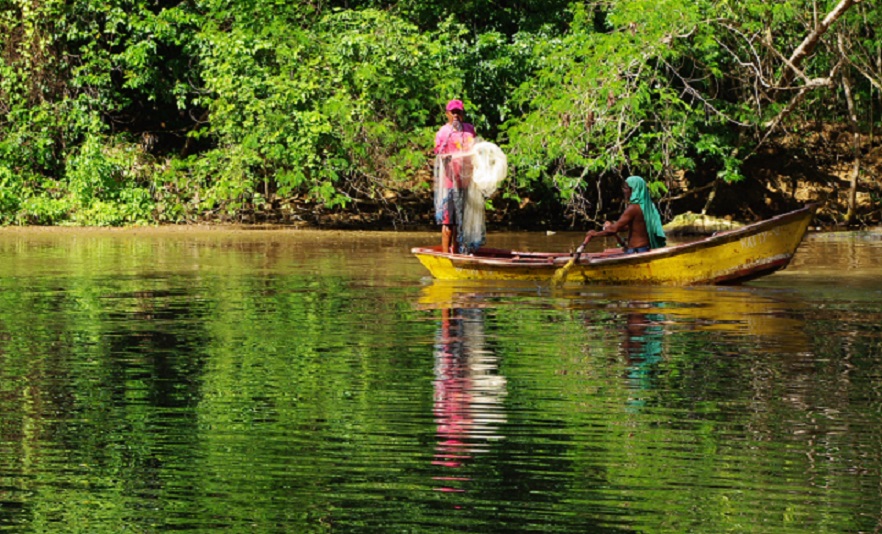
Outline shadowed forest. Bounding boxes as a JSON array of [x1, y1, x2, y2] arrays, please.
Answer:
[[1, 0, 880, 229]]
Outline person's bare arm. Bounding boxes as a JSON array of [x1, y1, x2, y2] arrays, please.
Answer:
[[583, 206, 638, 243]]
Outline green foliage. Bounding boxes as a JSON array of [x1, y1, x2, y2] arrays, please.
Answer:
[[504, 0, 707, 212], [351, 0, 573, 34], [0, 0, 197, 225], [190, 8, 453, 211], [0, 0, 877, 225], [64, 135, 157, 225], [0, 165, 22, 222]]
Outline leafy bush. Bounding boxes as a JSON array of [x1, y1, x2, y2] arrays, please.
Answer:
[[64, 135, 157, 225], [0, 0, 878, 226]]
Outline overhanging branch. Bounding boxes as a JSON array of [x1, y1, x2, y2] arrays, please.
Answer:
[[779, 0, 860, 87]]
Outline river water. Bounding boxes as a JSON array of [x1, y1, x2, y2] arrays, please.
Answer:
[[0, 227, 879, 533]]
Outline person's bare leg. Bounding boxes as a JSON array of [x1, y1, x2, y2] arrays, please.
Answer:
[[442, 225, 452, 253], [449, 226, 458, 253]]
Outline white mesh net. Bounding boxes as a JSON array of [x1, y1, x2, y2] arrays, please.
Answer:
[[461, 141, 507, 252], [434, 140, 507, 253], [469, 141, 508, 198]]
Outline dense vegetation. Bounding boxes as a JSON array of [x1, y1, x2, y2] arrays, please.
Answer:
[[1, 0, 879, 227]]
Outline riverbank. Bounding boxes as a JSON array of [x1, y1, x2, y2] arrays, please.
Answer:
[[3, 132, 877, 232], [200, 131, 881, 232]]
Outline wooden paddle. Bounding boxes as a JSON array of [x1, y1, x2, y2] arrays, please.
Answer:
[[551, 241, 588, 286], [551, 232, 627, 286]]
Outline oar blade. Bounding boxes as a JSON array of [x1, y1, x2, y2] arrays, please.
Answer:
[[551, 257, 576, 285], [551, 242, 585, 286]]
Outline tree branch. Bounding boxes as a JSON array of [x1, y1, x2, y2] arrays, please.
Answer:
[[779, 0, 859, 87]]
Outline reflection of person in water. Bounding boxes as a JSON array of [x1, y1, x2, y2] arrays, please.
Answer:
[[621, 309, 665, 412], [432, 307, 507, 493]]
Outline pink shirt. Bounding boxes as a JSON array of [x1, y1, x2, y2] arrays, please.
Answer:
[[434, 123, 476, 154]]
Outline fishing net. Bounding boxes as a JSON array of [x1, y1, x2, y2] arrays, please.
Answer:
[[434, 139, 507, 253], [461, 141, 507, 252]]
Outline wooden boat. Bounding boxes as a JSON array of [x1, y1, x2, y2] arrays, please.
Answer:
[[411, 204, 818, 285]]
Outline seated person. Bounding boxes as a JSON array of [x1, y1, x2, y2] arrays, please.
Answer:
[[582, 176, 666, 253]]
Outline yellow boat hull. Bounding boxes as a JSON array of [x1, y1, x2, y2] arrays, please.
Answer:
[[412, 205, 817, 285]]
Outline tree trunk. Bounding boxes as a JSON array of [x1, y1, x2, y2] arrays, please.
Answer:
[[701, 179, 718, 216], [842, 86, 861, 224], [840, 35, 860, 225]]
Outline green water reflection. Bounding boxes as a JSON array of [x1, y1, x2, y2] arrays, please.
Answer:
[[0, 228, 880, 532]]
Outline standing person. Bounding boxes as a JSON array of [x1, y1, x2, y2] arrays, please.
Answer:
[[434, 99, 476, 254], [582, 175, 667, 253]]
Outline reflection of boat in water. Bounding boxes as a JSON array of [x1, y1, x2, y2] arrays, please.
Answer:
[[418, 281, 809, 345], [586, 286, 809, 342], [412, 204, 817, 285]]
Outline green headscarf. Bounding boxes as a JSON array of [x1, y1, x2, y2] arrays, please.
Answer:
[[626, 176, 666, 249]]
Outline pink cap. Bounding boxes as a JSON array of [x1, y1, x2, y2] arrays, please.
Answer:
[[446, 99, 464, 111]]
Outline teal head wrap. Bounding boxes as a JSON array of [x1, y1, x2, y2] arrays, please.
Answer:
[[625, 176, 666, 249]]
